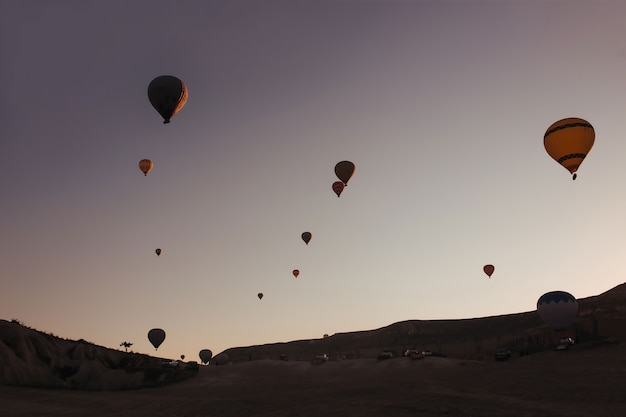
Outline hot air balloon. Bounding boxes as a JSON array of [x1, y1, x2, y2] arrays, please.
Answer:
[[332, 181, 345, 197], [147, 328, 166, 350], [292, 269, 299, 278], [180, 354, 185, 360], [199, 349, 213, 364], [213, 353, 230, 366], [544, 118, 594, 180], [537, 291, 578, 331], [258, 293, 263, 300], [483, 264, 495, 278], [335, 161, 355, 185], [301, 232, 312, 245], [139, 159, 153, 176], [155, 248, 162, 257], [148, 75, 188, 124]]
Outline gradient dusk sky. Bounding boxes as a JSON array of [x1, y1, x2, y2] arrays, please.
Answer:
[[2, 1, 626, 359]]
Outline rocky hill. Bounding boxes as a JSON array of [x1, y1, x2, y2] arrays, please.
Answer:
[[0, 320, 197, 390], [222, 283, 626, 363]]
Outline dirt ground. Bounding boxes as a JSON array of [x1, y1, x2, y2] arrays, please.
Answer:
[[1, 342, 624, 417]]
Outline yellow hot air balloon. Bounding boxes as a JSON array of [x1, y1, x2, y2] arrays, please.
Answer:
[[139, 159, 153, 176], [148, 75, 188, 124], [335, 161, 355, 185], [544, 118, 594, 180]]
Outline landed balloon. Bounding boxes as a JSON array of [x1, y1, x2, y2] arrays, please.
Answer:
[[292, 269, 299, 278], [148, 75, 188, 124], [213, 353, 230, 366], [199, 349, 213, 364], [147, 328, 166, 350], [155, 248, 162, 257], [301, 232, 312, 245], [335, 161, 355, 185], [139, 159, 153, 176], [544, 118, 594, 180], [258, 292, 263, 300], [483, 264, 495, 278], [537, 291, 578, 331], [332, 181, 345, 197]]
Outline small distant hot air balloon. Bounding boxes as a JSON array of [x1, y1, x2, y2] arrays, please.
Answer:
[[148, 75, 188, 124], [335, 161, 355, 185], [147, 328, 166, 350], [258, 293, 264, 300], [544, 118, 595, 180], [293, 269, 299, 278], [155, 248, 162, 257], [139, 159, 153, 176], [199, 349, 213, 364], [332, 181, 345, 197], [301, 232, 312, 245], [537, 291, 578, 331], [483, 264, 495, 278], [180, 354, 185, 361]]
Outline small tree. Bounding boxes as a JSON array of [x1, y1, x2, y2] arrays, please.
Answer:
[[120, 341, 133, 352]]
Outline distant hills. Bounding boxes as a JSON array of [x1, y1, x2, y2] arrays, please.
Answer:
[[1, 283, 625, 390]]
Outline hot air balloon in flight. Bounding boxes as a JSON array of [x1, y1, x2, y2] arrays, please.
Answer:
[[483, 264, 495, 278], [292, 269, 299, 278], [180, 354, 185, 360], [335, 161, 355, 185], [301, 232, 312, 245], [155, 248, 162, 257], [199, 349, 213, 364], [258, 293, 264, 300], [544, 118, 595, 180], [148, 75, 188, 124], [332, 181, 345, 197], [139, 159, 153, 176], [537, 291, 578, 331], [147, 328, 166, 350]]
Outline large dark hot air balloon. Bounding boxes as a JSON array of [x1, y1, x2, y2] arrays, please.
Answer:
[[199, 349, 213, 364], [147, 328, 166, 350], [544, 118, 594, 180], [483, 264, 494, 278], [301, 232, 312, 245], [139, 159, 153, 176], [292, 269, 299, 278], [258, 293, 264, 300], [537, 291, 578, 331], [148, 75, 188, 124], [332, 181, 345, 197], [335, 161, 355, 185]]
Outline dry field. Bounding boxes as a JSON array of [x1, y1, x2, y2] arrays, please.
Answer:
[[1, 341, 624, 417]]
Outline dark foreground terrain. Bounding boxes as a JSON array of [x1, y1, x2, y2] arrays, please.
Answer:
[[1, 340, 624, 417]]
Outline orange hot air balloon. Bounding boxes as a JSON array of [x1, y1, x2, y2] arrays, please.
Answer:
[[483, 264, 495, 278], [332, 181, 345, 197], [155, 248, 162, 256], [301, 232, 312, 245], [544, 118, 594, 180], [139, 159, 153, 176], [148, 75, 188, 124], [258, 293, 264, 300], [335, 161, 355, 185], [293, 269, 299, 278]]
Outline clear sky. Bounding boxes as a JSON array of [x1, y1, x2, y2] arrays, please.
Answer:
[[2, 0, 626, 360]]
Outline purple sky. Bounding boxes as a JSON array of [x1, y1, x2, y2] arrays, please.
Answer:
[[2, 0, 626, 359]]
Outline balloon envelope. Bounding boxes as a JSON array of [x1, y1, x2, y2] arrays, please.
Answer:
[[292, 269, 299, 278], [483, 264, 495, 278], [147, 328, 166, 350], [332, 181, 345, 197], [335, 161, 355, 185], [537, 291, 578, 331], [199, 349, 213, 364], [139, 159, 153, 176], [155, 248, 162, 256], [544, 118, 594, 177], [301, 232, 312, 245], [148, 75, 188, 124], [258, 293, 263, 300]]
